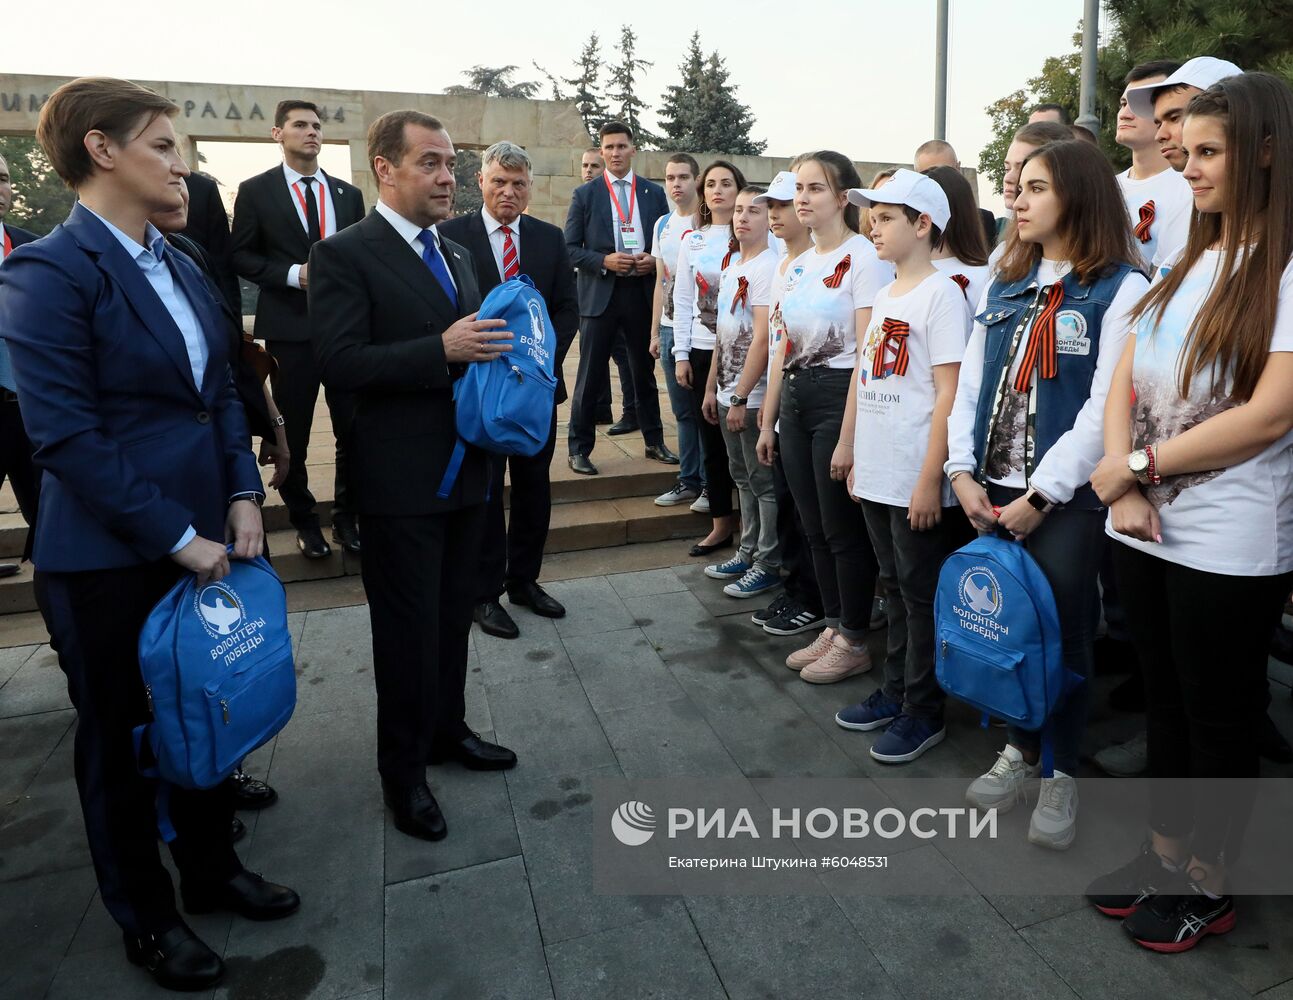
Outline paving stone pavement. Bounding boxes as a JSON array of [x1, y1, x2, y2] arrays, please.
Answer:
[[3, 566, 1293, 999]]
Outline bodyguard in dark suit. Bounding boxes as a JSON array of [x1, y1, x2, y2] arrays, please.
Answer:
[[180, 170, 242, 312], [0, 78, 298, 992], [0, 152, 40, 575], [230, 100, 365, 559], [438, 141, 578, 640], [310, 110, 519, 843], [564, 120, 678, 475]]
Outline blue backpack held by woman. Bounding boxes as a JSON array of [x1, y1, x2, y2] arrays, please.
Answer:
[[135, 551, 296, 831], [934, 535, 1081, 774], [436, 274, 558, 498]]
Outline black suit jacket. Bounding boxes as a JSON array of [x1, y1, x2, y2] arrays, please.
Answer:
[[436, 210, 580, 403], [182, 171, 242, 314], [3, 223, 37, 249], [308, 210, 485, 515], [231, 165, 366, 342], [564, 171, 668, 317]]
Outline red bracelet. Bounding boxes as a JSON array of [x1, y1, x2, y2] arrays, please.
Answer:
[[1144, 444, 1162, 486]]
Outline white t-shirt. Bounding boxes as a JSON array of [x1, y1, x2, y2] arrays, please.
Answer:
[[932, 257, 991, 315], [1117, 166, 1192, 272], [779, 234, 894, 370], [1109, 251, 1293, 575], [671, 224, 732, 357], [852, 272, 972, 507], [652, 210, 694, 328], [715, 247, 777, 409], [946, 261, 1149, 502]]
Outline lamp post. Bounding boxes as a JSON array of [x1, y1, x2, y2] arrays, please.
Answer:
[[934, 0, 949, 140], [1075, 0, 1101, 135]]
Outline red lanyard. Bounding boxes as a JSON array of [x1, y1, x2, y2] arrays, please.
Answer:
[[1, 227, 11, 258], [291, 178, 328, 239], [603, 170, 637, 225]]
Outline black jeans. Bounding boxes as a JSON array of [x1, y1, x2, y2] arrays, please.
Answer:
[[987, 485, 1106, 776], [773, 437, 822, 613], [1113, 541, 1293, 865], [778, 367, 878, 640], [0, 392, 39, 560], [863, 500, 968, 720], [686, 347, 734, 519]]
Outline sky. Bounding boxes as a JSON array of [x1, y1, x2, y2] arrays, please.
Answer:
[[8, 0, 1088, 214]]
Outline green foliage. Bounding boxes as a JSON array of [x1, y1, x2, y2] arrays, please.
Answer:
[[563, 33, 610, 143], [444, 66, 539, 100], [656, 33, 766, 156], [657, 32, 706, 150], [0, 136, 74, 236], [605, 25, 658, 147]]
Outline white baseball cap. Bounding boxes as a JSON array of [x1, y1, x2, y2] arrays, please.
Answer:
[[847, 168, 951, 231], [752, 170, 796, 204], [1125, 56, 1243, 119]]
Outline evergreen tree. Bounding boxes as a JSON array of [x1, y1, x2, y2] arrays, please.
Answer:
[[563, 33, 610, 142], [688, 52, 767, 155], [657, 32, 706, 149], [0, 137, 75, 236], [605, 25, 658, 147], [445, 66, 539, 99]]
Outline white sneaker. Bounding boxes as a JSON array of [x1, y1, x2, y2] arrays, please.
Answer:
[[1028, 771, 1078, 850], [1093, 730, 1148, 777], [964, 745, 1041, 812], [655, 482, 699, 507], [690, 488, 711, 514]]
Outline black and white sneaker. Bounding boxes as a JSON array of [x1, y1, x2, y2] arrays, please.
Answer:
[[655, 482, 700, 507], [1123, 879, 1236, 953], [1085, 843, 1181, 918], [763, 602, 826, 636], [752, 593, 789, 626], [870, 595, 888, 629]]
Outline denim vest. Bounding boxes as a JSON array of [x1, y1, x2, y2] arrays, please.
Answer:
[[970, 261, 1138, 510]]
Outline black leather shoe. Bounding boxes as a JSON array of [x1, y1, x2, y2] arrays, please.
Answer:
[[607, 417, 639, 436], [182, 870, 300, 921], [429, 732, 518, 771], [595, 409, 614, 425], [124, 923, 224, 991], [568, 454, 599, 475], [231, 816, 247, 844], [645, 444, 680, 465], [507, 581, 566, 619], [227, 769, 278, 810], [689, 535, 733, 557], [1259, 712, 1293, 764], [474, 601, 519, 639], [296, 526, 331, 560], [383, 781, 448, 841], [331, 522, 361, 554], [0, 563, 18, 579]]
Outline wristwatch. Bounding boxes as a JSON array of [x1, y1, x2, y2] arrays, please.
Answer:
[[1128, 448, 1151, 485], [272, 415, 285, 427], [729, 394, 748, 407], [1025, 487, 1056, 513]]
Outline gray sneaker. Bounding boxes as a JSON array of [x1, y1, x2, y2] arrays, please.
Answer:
[[690, 488, 711, 514], [655, 482, 700, 507], [1028, 771, 1078, 850], [1093, 730, 1148, 777], [965, 744, 1041, 812]]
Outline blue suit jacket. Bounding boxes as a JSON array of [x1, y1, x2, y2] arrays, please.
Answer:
[[564, 171, 668, 318], [0, 204, 262, 571]]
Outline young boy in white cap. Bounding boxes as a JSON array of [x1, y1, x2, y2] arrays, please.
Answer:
[[833, 168, 972, 764]]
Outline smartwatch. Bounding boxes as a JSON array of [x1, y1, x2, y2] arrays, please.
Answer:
[[1025, 488, 1056, 513]]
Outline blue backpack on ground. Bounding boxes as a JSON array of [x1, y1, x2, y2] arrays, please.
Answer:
[[135, 551, 296, 836], [933, 535, 1080, 774], [438, 274, 558, 498]]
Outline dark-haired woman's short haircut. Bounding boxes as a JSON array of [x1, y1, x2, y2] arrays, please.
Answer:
[[599, 120, 634, 143], [36, 77, 177, 189], [275, 100, 320, 128], [367, 109, 445, 175]]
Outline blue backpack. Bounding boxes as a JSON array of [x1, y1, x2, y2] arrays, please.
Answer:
[[933, 536, 1080, 774], [438, 275, 557, 498], [136, 551, 296, 836]]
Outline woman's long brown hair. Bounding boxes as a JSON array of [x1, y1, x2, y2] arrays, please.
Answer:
[[696, 159, 747, 229], [921, 165, 990, 266], [798, 150, 864, 233], [996, 139, 1140, 286], [1128, 72, 1293, 402]]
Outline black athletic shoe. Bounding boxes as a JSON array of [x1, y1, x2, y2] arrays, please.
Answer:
[[763, 603, 826, 637], [1123, 880, 1236, 953], [1085, 843, 1182, 918], [752, 593, 789, 626]]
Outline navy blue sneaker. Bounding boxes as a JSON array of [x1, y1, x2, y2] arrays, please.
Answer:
[[835, 689, 903, 731], [705, 555, 752, 580], [723, 567, 780, 598], [870, 713, 946, 763]]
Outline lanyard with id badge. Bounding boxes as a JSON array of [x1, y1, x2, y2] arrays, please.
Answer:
[[604, 171, 641, 252]]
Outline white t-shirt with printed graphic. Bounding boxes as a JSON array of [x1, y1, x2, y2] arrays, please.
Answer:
[[651, 210, 694, 328], [852, 272, 972, 507], [1117, 166, 1193, 272], [932, 257, 991, 316], [945, 261, 1149, 502], [1109, 251, 1293, 575], [715, 248, 777, 409], [779, 234, 894, 370], [671, 224, 732, 358]]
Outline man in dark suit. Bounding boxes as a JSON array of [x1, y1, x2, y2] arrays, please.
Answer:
[[0, 152, 40, 578], [0, 78, 298, 992], [180, 170, 241, 313], [564, 120, 678, 475], [231, 100, 366, 559], [438, 142, 578, 640], [310, 110, 519, 843]]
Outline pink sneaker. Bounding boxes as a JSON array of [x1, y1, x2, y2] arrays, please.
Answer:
[[800, 634, 873, 684], [785, 628, 836, 671]]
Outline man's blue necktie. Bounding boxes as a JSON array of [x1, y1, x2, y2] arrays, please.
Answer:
[[416, 230, 459, 310]]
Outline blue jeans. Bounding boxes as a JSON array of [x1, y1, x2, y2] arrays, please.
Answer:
[[658, 324, 703, 492]]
